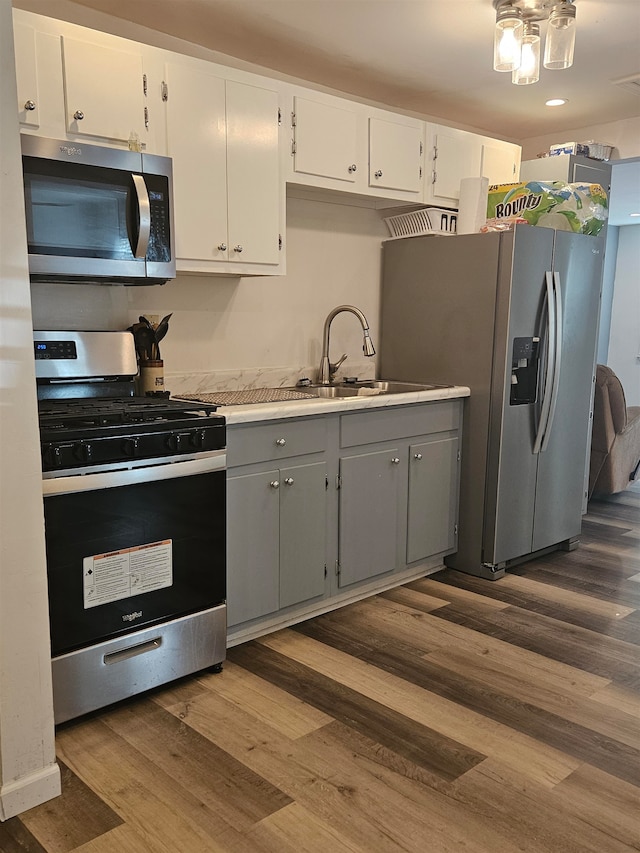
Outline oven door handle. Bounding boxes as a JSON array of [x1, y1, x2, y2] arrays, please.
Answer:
[[42, 450, 226, 496]]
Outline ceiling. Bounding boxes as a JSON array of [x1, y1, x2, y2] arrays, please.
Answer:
[[32, 0, 640, 140]]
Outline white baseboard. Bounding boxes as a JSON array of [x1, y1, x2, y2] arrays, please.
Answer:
[[0, 762, 61, 821]]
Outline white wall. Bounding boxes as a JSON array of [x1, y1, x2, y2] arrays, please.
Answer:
[[31, 195, 389, 385], [0, 0, 60, 820], [521, 116, 640, 162], [606, 226, 640, 406]]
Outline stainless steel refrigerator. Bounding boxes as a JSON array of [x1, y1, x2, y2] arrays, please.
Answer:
[[380, 224, 604, 580]]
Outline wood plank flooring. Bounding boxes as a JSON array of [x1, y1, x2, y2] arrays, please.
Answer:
[[2, 484, 639, 852]]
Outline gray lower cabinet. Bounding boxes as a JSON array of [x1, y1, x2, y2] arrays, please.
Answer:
[[338, 401, 462, 587], [407, 435, 460, 563], [227, 399, 462, 632], [226, 417, 328, 628], [337, 447, 400, 587]]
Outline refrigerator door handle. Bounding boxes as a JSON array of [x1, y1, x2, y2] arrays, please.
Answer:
[[533, 271, 557, 455], [540, 271, 564, 452]]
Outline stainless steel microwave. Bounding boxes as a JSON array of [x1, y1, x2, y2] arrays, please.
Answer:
[[21, 135, 175, 285]]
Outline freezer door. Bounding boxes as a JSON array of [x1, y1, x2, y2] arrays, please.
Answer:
[[483, 226, 554, 565], [531, 231, 602, 550]]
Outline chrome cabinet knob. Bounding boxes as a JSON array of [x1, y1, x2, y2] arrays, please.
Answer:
[[414, 452, 423, 460], [73, 110, 84, 121], [348, 164, 357, 173], [374, 170, 383, 178], [233, 245, 243, 253], [217, 243, 227, 252], [24, 99, 36, 111], [284, 477, 294, 486], [391, 457, 400, 464], [269, 480, 280, 489], [275, 438, 286, 446]]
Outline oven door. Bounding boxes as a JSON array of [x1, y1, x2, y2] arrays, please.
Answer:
[[43, 452, 226, 657]]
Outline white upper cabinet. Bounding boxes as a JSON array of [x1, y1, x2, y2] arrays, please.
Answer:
[[425, 124, 521, 206], [479, 136, 521, 186], [426, 124, 482, 207], [14, 21, 40, 129], [13, 9, 159, 148], [368, 117, 423, 194], [164, 58, 282, 275], [164, 62, 228, 265], [292, 96, 359, 183], [61, 37, 146, 143], [226, 80, 280, 266], [286, 87, 425, 203]]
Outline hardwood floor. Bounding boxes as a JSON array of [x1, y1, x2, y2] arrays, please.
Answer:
[[3, 484, 639, 852]]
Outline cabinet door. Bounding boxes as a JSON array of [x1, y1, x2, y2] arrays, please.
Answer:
[[338, 449, 399, 587], [369, 117, 422, 193], [480, 138, 520, 185], [227, 469, 280, 627], [427, 125, 482, 206], [165, 61, 228, 262], [61, 36, 145, 142], [14, 21, 40, 128], [226, 80, 280, 265], [407, 436, 460, 564], [293, 96, 358, 182], [279, 461, 327, 608]]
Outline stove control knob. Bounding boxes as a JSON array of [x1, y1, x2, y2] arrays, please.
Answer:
[[189, 429, 206, 450], [43, 444, 63, 469], [122, 437, 140, 457], [165, 433, 181, 452], [72, 442, 92, 463]]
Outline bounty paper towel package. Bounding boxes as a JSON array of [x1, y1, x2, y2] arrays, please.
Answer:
[[486, 181, 608, 236]]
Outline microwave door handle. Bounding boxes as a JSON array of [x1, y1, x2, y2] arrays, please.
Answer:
[[131, 174, 151, 259]]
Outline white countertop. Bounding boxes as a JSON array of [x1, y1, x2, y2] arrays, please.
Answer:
[[218, 384, 470, 425]]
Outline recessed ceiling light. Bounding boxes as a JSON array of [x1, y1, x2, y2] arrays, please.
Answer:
[[546, 98, 567, 106]]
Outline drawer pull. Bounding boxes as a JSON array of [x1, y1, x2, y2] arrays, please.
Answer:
[[414, 452, 423, 460], [275, 438, 286, 446], [270, 480, 280, 489], [391, 457, 400, 464], [104, 637, 161, 665], [284, 477, 294, 486]]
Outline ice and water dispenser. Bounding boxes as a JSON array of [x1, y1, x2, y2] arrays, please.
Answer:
[[510, 336, 540, 405]]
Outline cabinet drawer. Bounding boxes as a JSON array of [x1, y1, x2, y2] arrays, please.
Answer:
[[341, 401, 461, 448], [228, 417, 328, 466]]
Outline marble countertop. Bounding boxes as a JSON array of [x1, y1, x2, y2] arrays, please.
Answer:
[[215, 384, 470, 425]]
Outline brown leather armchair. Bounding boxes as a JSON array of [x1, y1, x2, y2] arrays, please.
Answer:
[[589, 364, 640, 497]]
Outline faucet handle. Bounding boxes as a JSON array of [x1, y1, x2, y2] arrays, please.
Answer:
[[328, 353, 348, 383]]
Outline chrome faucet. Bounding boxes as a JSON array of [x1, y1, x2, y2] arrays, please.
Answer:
[[318, 304, 376, 385]]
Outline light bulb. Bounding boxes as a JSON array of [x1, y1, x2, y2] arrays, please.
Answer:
[[494, 6, 524, 72], [513, 23, 541, 85], [544, 2, 577, 69]]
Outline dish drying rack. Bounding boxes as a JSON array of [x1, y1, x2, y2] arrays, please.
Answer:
[[383, 207, 457, 239]]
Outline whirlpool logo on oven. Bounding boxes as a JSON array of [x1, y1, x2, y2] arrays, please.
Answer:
[[122, 611, 143, 623]]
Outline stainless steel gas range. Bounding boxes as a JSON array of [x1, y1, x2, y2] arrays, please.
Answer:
[[34, 331, 226, 724]]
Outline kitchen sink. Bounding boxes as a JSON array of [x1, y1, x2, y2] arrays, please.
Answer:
[[302, 380, 449, 397], [311, 385, 362, 398]]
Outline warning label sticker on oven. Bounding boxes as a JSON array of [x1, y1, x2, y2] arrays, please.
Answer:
[[83, 540, 173, 609]]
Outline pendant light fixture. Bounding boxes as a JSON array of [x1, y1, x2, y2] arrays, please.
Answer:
[[513, 22, 541, 85], [493, 0, 577, 85]]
